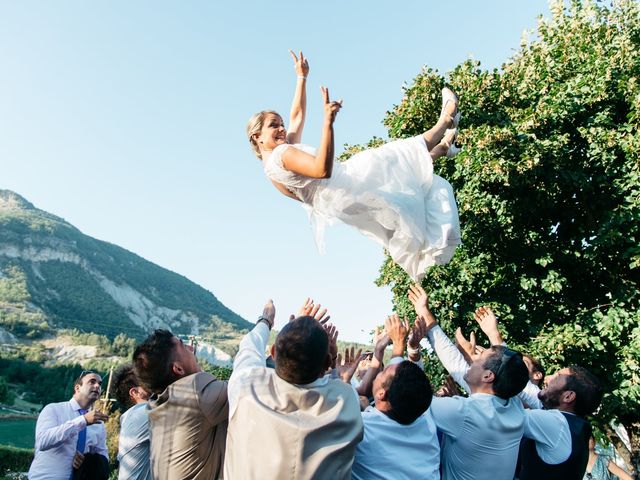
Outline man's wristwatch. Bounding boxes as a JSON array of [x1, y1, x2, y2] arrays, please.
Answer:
[[257, 315, 273, 330]]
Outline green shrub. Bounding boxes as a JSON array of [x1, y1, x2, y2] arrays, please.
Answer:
[[0, 445, 33, 476]]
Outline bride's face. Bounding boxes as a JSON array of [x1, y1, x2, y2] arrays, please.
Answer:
[[257, 113, 286, 152]]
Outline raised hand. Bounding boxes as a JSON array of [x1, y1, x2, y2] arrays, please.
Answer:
[[321, 86, 342, 124], [372, 332, 390, 369], [83, 409, 108, 425], [322, 323, 339, 368], [436, 375, 463, 398], [289, 50, 309, 78], [408, 284, 437, 328], [336, 346, 364, 383], [258, 299, 276, 329], [385, 314, 409, 358], [297, 298, 331, 324], [473, 306, 503, 345], [455, 327, 479, 365], [408, 316, 428, 350]]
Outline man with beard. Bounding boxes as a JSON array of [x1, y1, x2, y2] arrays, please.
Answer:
[[460, 295, 604, 479], [517, 365, 603, 480], [407, 284, 572, 480], [28, 371, 109, 480]]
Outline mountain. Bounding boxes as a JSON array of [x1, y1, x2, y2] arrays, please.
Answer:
[[0, 189, 252, 354]]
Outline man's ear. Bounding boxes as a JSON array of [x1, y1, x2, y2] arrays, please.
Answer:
[[374, 385, 387, 401], [270, 344, 276, 359], [482, 369, 495, 384], [129, 387, 139, 402], [171, 362, 185, 377], [562, 390, 576, 405]]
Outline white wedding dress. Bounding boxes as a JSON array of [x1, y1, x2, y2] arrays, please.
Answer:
[[263, 135, 461, 281]]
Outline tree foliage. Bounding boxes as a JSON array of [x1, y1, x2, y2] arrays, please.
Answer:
[[372, 0, 639, 468]]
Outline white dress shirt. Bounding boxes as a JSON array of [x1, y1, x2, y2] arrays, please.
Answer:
[[28, 398, 108, 480], [426, 325, 571, 478], [117, 402, 151, 480], [352, 407, 440, 480]]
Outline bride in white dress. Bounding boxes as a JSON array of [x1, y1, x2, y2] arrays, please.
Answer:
[[247, 51, 461, 282]]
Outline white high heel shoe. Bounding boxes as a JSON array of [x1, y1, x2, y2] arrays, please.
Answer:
[[442, 128, 461, 158], [441, 87, 460, 129]]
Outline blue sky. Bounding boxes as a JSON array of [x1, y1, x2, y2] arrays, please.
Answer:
[[1, 1, 548, 343]]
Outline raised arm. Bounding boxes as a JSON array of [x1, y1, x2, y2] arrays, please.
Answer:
[[281, 86, 341, 179], [286, 50, 309, 145], [408, 284, 471, 393], [228, 300, 275, 416]]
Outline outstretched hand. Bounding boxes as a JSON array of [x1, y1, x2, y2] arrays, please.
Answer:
[[297, 298, 330, 324], [289, 50, 309, 78], [455, 327, 483, 365], [408, 316, 428, 350], [322, 323, 339, 368], [259, 299, 276, 329], [436, 375, 463, 398], [336, 346, 364, 383], [473, 306, 503, 345], [321, 86, 342, 124], [408, 284, 437, 328], [385, 314, 409, 358]]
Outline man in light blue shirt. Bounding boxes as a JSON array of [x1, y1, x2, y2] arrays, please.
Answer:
[[113, 364, 151, 480], [408, 284, 571, 480], [352, 314, 440, 480]]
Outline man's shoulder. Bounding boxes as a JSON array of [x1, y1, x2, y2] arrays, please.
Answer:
[[121, 403, 149, 425], [40, 400, 71, 414]]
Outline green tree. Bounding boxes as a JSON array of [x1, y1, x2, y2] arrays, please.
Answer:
[[0, 376, 15, 405], [368, 0, 639, 471]]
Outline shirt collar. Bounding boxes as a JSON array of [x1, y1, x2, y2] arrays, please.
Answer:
[[297, 374, 330, 388], [69, 397, 82, 411]]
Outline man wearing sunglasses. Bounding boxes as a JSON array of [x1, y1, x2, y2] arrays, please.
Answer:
[[28, 370, 109, 480]]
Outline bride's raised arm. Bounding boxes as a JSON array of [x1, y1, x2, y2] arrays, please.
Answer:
[[282, 86, 341, 179], [286, 50, 309, 145]]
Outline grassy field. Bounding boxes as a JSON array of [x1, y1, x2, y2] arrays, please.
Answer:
[[0, 419, 35, 449]]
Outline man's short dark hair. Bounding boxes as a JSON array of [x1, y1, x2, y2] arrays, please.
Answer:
[[274, 316, 329, 385], [565, 365, 603, 417], [483, 346, 529, 400], [74, 370, 99, 389], [113, 364, 138, 409], [133, 329, 177, 395], [384, 361, 433, 425]]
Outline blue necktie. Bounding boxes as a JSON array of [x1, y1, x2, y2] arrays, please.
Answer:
[[71, 408, 88, 479], [76, 408, 88, 453]]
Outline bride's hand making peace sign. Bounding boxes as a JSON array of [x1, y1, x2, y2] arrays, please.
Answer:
[[321, 86, 342, 124]]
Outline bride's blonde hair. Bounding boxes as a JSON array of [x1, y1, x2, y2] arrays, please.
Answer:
[[247, 110, 281, 160]]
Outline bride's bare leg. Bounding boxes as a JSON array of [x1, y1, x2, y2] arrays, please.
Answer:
[[429, 128, 457, 160], [423, 88, 458, 150]]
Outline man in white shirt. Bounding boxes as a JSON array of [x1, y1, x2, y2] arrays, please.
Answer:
[[28, 371, 109, 480], [113, 364, 150, 480], [352, 315, 440, 480], [407, 284, 572, 480], [224, 299, 363, 480]]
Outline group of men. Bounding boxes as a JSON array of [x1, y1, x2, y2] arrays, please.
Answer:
[[28, 285, 604, 480]]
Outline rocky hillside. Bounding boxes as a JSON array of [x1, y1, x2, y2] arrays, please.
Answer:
[[0, 190, 252, 354]]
